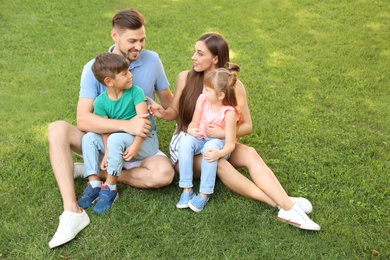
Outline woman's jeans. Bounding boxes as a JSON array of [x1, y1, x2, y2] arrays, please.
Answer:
[[178, 135, 225, 195], [82, 131, 158, 178]]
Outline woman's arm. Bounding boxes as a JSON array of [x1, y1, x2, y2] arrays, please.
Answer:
[[148, 71, 188, 121], [234, 80, 252, 138]]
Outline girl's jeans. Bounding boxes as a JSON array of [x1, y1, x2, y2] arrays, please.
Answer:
[[178, 135, 225, 195], [82, 131, 158, 178]]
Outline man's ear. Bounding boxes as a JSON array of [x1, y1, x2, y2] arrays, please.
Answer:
[[111, 29, 118, 42]]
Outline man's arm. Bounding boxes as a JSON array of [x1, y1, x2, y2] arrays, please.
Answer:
[[76, 98, 151, 137]]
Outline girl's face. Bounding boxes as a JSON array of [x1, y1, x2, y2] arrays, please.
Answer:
[[203, 86, 221, 104], [192, 41, 218, 73]]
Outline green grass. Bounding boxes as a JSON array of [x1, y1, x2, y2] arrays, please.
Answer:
[[1, 0, 389, 259]]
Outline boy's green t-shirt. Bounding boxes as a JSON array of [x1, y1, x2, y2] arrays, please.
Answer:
[[93, 85, 146, 120]]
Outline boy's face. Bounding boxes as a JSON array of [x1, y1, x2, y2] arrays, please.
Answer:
[[110, 70, 133, 90], [112, 26, 146, 62]]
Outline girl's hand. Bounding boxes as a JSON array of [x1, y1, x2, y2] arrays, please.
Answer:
[[188, 128, 203, 139], [204, 124, 225, 139], [100, 154, 108, 171], [122, 144, 139, 161], [146, 96, 166, 118], [202, 148, 221, 162]]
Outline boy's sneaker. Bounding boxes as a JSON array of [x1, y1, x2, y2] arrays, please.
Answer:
[[289, 197, 313, 214], [278, 204, 320, 231], [188, 195, 209, 213], [74, 162, 84, 179], [176, 190, 195, 209], [49, 210, 90, 248], [93, 184, 118, 214], [77, 182, 101, 208]]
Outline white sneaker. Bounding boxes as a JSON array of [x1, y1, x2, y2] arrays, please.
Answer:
[[49, 210, 90, 248], [290, 197, 313, 214], [278, 205, 320, 231], [74, 162, 84, 179]]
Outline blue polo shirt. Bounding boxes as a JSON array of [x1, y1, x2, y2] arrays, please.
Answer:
[[79, 48, 169, 129]]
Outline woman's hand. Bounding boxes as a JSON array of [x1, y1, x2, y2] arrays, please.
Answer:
[[146, 96, 166, 119]]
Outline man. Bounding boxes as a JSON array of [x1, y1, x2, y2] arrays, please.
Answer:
[[48, 8, 174, 248]]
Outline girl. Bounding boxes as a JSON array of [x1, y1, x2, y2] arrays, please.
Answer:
[[176, 68, 240, 212]]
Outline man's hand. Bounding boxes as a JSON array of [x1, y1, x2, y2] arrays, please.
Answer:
[[122, 114, 151, 138]]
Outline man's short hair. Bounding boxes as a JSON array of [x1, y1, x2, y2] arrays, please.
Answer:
[[112, 8, 146, 33]]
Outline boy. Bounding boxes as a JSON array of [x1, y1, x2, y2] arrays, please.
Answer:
[[78, 52, 158, 214]]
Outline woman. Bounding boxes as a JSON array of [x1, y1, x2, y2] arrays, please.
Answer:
[[148, 33, 320, 231]]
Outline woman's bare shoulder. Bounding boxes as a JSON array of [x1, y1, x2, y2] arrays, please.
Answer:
[[175, 70, 190, 90], [177, 70, 189, 80]]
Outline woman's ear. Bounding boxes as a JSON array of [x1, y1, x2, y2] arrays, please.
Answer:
[[213, 55, 218, 65]]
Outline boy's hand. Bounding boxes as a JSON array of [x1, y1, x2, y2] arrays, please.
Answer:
[[100, 154, 108, 170], [122, 144, 140, 161]]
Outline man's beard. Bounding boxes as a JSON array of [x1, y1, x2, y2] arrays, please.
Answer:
[[119, 49, 139, 62]]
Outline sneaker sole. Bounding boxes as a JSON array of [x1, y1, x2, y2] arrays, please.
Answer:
[[278, 217, 320, 231], [176, 204, 190, 209], [188, 201, 202, 213]]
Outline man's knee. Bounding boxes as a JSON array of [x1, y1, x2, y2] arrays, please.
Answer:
[[151, 165, 174, 188], [48, 120, 68, 142]]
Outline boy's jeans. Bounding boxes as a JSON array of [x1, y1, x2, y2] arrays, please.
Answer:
[[178, 135, 225, 195], [82, 131, 158, 177]]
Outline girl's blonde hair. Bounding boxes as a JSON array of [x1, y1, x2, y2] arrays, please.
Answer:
[[204, 68, 238, 108]]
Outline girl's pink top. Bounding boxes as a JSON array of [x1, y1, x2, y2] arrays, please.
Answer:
[[196, 94, 240, 138]]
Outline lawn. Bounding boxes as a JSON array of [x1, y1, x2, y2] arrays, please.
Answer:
[[0, 0, 389, 259]]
